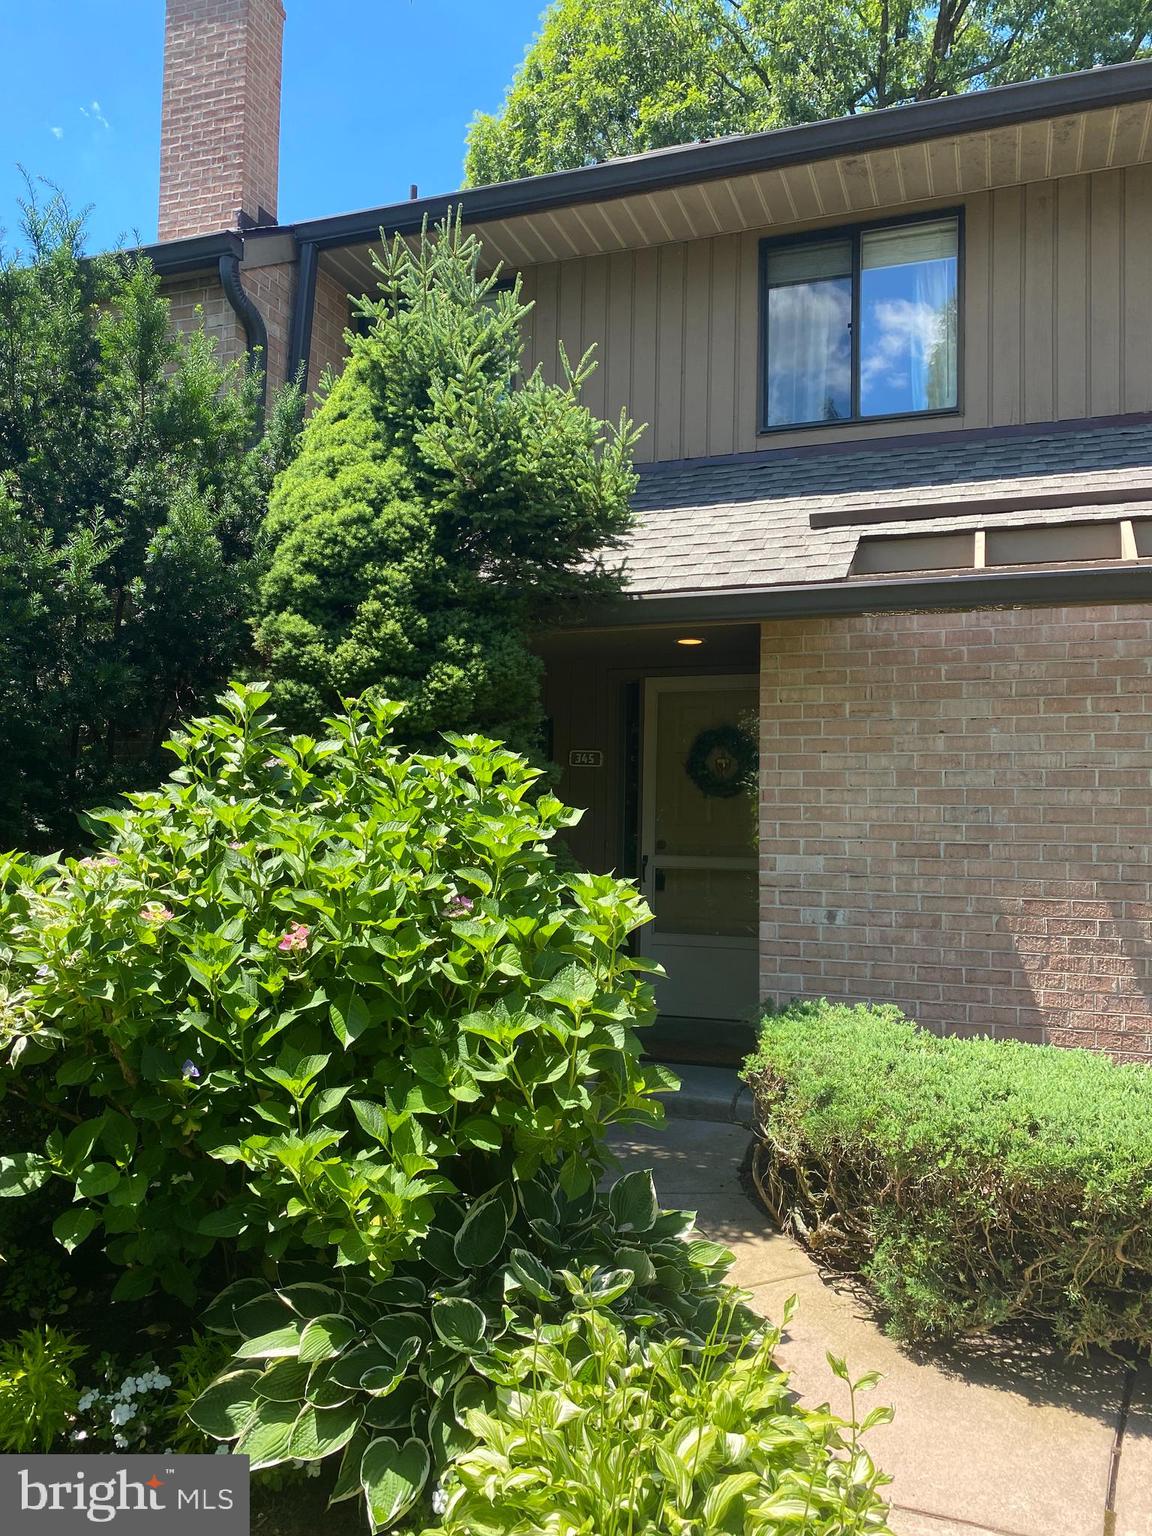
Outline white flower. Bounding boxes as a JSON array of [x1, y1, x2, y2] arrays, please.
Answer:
[[110, 1403, 135, 1426], [77, 1393, 96, 1412], [71, 1430, 89, 1443], [114, 1435, 128, 1450], [152, 1374, 171, 1390], [214, 1444, 229, 1456], [432, 1488, 448, 1516], [119, 1377, 138, 1398]]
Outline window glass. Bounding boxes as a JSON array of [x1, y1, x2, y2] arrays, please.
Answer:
[[859, 218, 958, 417], [764, 238, 852, 427]]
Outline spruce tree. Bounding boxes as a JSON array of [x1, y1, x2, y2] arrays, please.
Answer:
[[255, 216, 639, 751]]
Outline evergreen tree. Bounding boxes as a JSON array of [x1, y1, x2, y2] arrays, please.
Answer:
[[0, 187, 302, 849], [255, 216, 639, 751]]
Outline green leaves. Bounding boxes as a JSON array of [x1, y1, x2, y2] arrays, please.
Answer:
[[427, 1309, 893, 1536], [0, 686, 664, 1303], [299, 1315, 358, 1364], [254, 213, 639, 762], [0, 1153, 52, 1198], [431, 1297, 487, 1353], [51, 1208, 98, 1253], [361, 1436, 430, 1532], [0, 199, 301, 853], [749, 997, 1152, 1350], [187, 1371, 262, 1440], [607, 1169, 659, 1234], [453, 1192, 509, 1268], [330, 990, 370, 1049]]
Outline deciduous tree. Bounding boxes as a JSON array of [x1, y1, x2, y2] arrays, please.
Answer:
[[465, 0, 1152, 184]]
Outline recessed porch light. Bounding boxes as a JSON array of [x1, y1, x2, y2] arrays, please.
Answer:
[[676, 636, 705, 647]]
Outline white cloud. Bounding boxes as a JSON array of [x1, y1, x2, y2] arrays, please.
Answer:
[[50, 126, 64, 140], [860, 298, 946, 398], [80, 100, 111, 131]]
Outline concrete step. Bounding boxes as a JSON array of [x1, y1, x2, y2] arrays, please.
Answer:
[[657, 1063, 753, 1124]]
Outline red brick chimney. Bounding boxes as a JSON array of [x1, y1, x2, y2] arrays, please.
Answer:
[[158, 0, 285, 242]]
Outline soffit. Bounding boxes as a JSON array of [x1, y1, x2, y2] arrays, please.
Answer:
[[318, 99, 1152, 295]]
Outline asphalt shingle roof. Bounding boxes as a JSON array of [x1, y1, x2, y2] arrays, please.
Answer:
[[620, 422, 1152, 596]]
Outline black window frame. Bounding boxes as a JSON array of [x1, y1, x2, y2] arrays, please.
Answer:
[[757, 206, 965, 435]]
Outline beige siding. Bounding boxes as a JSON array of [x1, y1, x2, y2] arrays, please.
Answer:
[[519, 167, 1152, 464]]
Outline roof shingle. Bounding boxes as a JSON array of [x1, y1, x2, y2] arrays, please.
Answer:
[[620, 422, 1152, 596]]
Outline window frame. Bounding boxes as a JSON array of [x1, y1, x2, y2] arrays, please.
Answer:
[[757, 206, 965, 435]]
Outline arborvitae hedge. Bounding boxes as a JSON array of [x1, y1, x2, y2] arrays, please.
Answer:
[[745, 1000, 1152, 1350]]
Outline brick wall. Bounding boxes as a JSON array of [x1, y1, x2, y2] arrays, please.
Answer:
[[159, 0, 284, 242], [240, 260, 295, 391], [163, 273, 247, 366], [161, 258, 299, 394], [759, 603, 1152, 1058], [308, 267, 352, 397]]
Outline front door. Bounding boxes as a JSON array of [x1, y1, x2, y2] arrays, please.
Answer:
[[639, 676, 759, 1021]]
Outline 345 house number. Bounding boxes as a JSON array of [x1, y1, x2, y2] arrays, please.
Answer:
[[568, 749, 604, 767]]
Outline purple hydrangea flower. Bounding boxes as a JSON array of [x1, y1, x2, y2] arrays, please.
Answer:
[[181, 1060, 201, 1081]]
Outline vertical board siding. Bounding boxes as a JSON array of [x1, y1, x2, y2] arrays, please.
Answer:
[[1022, 181, 1055, 423], [1124, 164, 1152, 412], [518, 166, 1152, 464], [990, 186, 1024, 425]]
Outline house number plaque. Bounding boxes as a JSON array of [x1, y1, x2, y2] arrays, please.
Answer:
[[568, 749, 604, 767]]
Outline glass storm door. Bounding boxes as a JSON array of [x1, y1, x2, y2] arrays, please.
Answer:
[[639, 676, 759, 1021]]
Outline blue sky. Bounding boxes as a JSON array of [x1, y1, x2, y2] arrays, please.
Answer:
[[0, 0, 545, 255]]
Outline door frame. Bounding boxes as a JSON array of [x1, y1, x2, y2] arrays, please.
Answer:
[[638, 674, 760, 1018]]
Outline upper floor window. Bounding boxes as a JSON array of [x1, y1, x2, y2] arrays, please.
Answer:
[[761, 213, 960, 430]]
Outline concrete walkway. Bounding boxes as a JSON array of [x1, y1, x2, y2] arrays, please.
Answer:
[[608, 1111, 1152, 1536]]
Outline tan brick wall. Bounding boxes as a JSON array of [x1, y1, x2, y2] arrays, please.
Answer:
[[161, 261, 297, 394], [240, 260, 295, 392], [308, 267, 352, 398], [159, 0, 284, 242], [759, 604, 1152, 1058], [162, 272, 247, 366]]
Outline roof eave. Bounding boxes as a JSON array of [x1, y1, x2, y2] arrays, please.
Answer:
[[137, 229, 245, 277], [574, 562, 1152, 629], [291, 60, 1152, 251]]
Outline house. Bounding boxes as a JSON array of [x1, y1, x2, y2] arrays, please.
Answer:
[[148, 0, 1152, 1061]]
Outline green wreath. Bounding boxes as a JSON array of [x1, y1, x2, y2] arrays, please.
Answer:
[[684, 723, 758, 799]]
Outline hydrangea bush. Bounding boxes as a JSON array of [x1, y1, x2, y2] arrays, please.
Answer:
[[0, 684, 669, 1302]]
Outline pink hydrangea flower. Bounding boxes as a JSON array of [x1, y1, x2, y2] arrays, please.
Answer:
[[78, 854, 120, 870], [139, 903, 174, 924], [277, 922, 310, 953], [445, 894, 475, 917]]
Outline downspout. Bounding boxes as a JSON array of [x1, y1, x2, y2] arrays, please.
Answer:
[[286, 239, 319, 393], [218, 251, 268, 422]]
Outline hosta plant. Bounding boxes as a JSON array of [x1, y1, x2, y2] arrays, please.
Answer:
[[186, 1168, 750, 1530], [427, 1306, 894, 1536], [0, 683, 669, 1301]]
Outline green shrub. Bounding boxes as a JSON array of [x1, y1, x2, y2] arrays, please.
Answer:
[[425, 1307, 892, 1536], [255, 215, 638, 751], [745, 1000, 1152, 1350], [0, 185, 302, 851], [186, 1165, 745, 1528], [0, 1325, 84, 1452], [0, 682, 668, 1301]]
